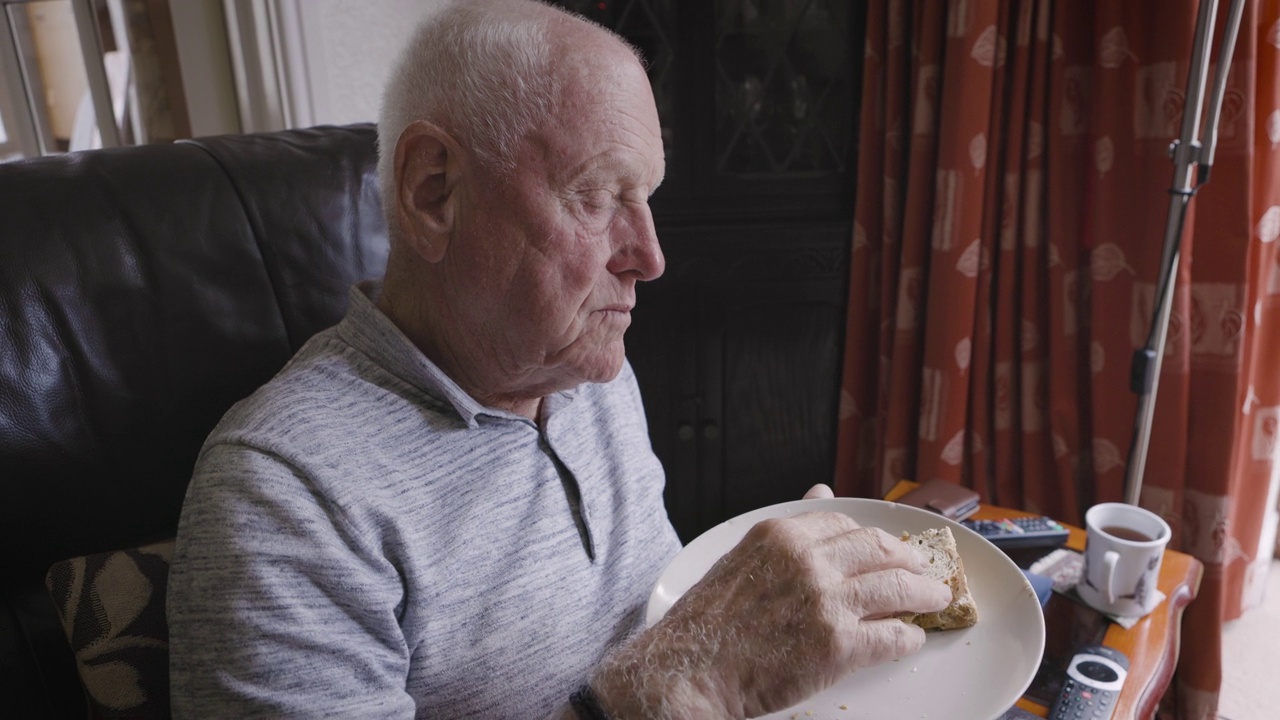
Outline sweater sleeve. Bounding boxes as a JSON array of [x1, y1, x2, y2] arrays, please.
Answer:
[[167, 442, 416, 719]]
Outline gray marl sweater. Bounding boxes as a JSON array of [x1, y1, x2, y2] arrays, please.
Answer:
[[167, 283, 682, 719]]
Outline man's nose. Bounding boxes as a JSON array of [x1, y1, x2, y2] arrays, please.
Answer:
[[607, 201, 664, 281]]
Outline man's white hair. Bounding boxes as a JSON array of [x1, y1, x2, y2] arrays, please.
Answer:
[[377, 0, 632, 244]]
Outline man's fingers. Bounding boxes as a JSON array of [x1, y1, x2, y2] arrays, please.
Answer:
[[747, 519, 935, 583], [817, 527, 930, 576], [753, 511, 862, 547], [802, 483, 835, 500], [844, 617, 928, 670], [843, 568, 953, 618]]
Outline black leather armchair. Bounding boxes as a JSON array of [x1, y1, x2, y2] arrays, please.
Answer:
[[0, 124, 389, 718]]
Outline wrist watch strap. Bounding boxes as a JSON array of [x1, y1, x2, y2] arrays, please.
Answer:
[[569, 683, 613, 720]]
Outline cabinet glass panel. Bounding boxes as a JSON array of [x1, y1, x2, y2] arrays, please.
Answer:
[[715, 0, 850, 177], [556, 0, 677, 159]]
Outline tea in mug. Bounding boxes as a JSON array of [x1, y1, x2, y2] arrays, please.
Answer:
[[1099, 525, 1155, 543]]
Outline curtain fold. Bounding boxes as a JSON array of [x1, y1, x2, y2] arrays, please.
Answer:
[[834, 1, 1280, 717]]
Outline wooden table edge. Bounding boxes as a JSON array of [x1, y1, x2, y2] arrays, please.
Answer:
[[1129, 570, 1201, 719], [881, 480, 1204, 719]]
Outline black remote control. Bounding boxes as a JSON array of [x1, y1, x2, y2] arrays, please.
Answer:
[[1049, 645, 1129, 720], [961, 516, 1070, 550]]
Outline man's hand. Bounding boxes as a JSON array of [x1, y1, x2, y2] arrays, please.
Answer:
[[591, 510, 952, 719], [803, 483, 835, 500]]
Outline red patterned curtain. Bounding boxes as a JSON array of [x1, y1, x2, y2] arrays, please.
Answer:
[[833, 1, 1280, 717]]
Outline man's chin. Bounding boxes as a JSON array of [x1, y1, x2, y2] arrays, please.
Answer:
[[571, 345, 627, 385], [581, 356, 626, 385]]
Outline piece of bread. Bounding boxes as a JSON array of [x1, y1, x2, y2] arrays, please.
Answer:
[[898, 527, 979, 631]]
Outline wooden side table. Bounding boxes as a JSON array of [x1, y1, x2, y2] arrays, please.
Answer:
[[884, 481, 1203, 719]]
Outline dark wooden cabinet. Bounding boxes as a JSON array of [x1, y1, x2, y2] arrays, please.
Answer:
[[556, 0, 864, 541], [628, 224, 850, 540]]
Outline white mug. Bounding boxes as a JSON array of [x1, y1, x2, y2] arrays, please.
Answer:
[[1077, 502, 1172, 617]]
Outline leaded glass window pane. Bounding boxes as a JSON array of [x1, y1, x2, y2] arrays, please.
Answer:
[[715, 0, 850, 176]]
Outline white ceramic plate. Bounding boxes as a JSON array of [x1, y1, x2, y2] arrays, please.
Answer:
[[646, 497, 1045, 720]]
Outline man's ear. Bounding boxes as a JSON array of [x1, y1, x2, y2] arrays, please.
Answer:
[[394, 120, 460, 263]]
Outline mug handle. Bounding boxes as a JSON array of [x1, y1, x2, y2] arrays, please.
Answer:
[[1102, 550, 1119, 604]]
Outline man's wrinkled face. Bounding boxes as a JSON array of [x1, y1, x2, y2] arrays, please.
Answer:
[[444, 53, 666, 397]]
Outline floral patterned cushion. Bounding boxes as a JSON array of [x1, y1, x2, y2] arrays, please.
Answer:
[[45, 540, 174, 719]]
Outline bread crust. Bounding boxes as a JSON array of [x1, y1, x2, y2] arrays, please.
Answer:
[[898, 527, 979, 631]]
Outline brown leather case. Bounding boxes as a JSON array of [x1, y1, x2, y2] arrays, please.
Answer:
[[896, 479, 981, 521]]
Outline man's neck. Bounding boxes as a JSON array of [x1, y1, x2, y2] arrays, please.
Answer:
[[375, 279, 543, 420]]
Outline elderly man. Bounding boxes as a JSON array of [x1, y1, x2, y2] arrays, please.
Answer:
[[166, 1, 951, 718]]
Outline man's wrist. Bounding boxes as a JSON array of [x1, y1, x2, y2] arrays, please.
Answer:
[[569, 683, 613, 720], [588, 646, 738, 720]]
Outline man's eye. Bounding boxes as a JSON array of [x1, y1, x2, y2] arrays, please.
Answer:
[[580, 190, 614, 209]]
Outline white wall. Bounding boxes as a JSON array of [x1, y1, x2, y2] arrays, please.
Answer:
[[169, 0, 442, 138], [296, 0, 445, 127]]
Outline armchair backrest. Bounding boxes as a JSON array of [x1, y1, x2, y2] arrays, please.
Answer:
[[0, 124, 388, 717]]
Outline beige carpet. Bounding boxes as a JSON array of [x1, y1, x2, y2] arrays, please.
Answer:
[[1218, 559, 1280, 720]]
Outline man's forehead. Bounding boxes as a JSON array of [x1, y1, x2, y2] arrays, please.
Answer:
[[523, 122, 664, 190], [567, 150, 665, 187], [522, 58, 663, 186]]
